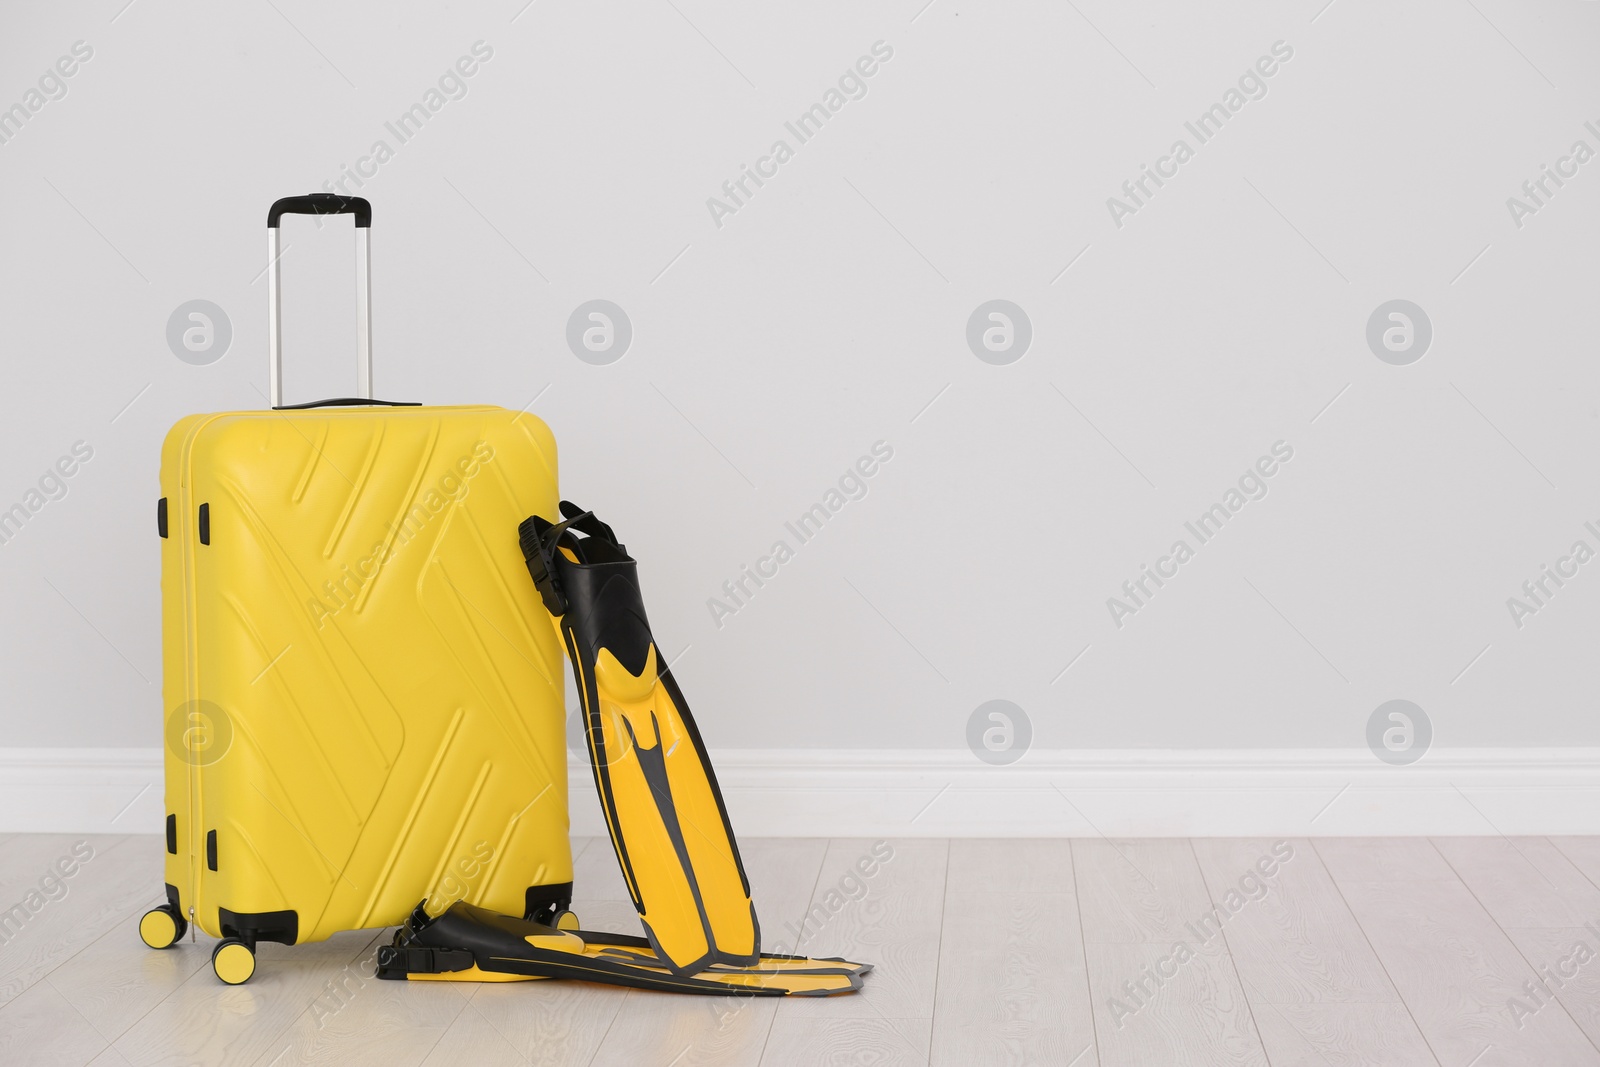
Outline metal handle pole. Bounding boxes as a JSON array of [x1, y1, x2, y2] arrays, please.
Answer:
[[356, 227, 372, 399], [267, 228, 283, 408]]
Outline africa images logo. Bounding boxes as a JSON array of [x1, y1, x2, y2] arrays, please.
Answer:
[[166, 699, 233, 767], [705, 41, 895, 229], [1105, 40, 1294, 229], [306, 442, 496, 628]]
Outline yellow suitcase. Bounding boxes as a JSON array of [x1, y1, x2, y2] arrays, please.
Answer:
[[138, 196, 571, 985]]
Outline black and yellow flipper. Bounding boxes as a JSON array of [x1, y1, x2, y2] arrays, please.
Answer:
[[376, 901, 867, 996], [519, 503, 759, 977]]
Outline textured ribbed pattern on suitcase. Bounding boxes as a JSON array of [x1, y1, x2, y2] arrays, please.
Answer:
[[161, 406, 569, 943]]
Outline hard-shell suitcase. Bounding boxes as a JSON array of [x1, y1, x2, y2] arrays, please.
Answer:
[[139, 196, 572, 984]]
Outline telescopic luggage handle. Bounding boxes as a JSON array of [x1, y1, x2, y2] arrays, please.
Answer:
[[266, 194, 374, 409]]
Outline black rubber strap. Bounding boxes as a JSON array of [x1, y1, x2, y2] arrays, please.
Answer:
[[557, 501, 623, 553], [268, 194, 371, 228], [376, 944, 474, 976], [272, 397, 420, 410]]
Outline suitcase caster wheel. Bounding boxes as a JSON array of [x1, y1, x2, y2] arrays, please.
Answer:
[[212, 939, 256, 985], [552, 909, 580, 932], [139, 905, 187, 949]]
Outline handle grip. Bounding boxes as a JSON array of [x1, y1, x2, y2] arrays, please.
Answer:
[[268, 194, 371, 229]]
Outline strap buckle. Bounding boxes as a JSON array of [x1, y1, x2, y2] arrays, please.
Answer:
[[519, 502, 621, 618], [519, 509, 597, 617], [376, 944, 474, 978], [522, 528, 567, 616]]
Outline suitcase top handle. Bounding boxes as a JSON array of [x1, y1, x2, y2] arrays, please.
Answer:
[[267, 194, 374, 409], [268, 194, 371, 229]]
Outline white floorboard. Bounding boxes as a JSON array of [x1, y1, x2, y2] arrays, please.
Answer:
[[1319, 840, 1600, 1067]]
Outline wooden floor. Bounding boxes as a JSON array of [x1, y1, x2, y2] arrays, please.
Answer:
[[4, 834, 1600, 1066]]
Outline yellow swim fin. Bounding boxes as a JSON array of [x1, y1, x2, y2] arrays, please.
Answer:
[[377, 901, 867, 996], [520, 504, 759, 976]]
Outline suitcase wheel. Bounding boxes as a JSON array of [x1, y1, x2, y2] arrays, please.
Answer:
[[552, 909, 580, 932], [138, 905, 187, 950], [211, 938, 256, 985]]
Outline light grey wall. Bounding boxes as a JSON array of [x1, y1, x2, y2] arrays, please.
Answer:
[[1, 1, 1597, 752]]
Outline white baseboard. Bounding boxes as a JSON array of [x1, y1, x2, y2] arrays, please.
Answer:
[[6, 747, 1600, 837], [0, 749, 167, 836]]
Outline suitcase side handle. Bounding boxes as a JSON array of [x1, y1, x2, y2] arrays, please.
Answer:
[[267, 195, 373, 408]]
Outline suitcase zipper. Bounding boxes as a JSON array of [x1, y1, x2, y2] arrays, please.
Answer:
[[180, 425, 201, 931], [176, 415, 225, 934]]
